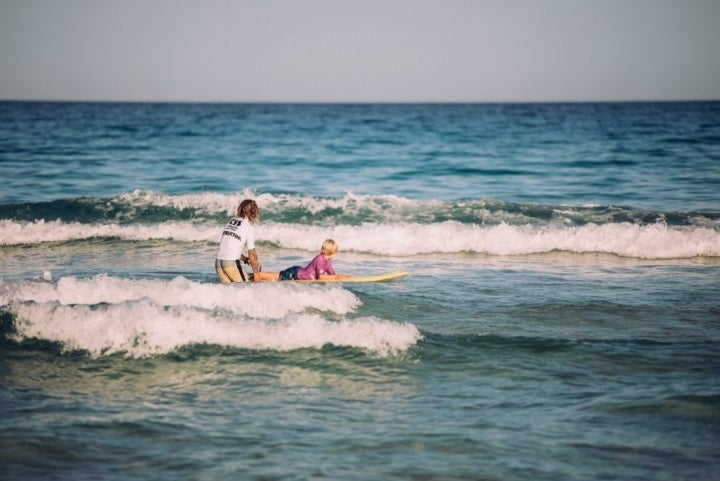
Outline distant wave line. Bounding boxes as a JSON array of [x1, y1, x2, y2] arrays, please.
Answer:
[[2, 219, 718, 259]]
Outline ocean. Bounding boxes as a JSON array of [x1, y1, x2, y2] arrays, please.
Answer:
[[1, 101, 719, 480]]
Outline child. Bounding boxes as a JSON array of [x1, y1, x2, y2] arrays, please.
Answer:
[[254, 239, 350, 282]]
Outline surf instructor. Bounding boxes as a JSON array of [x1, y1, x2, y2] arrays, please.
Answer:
[[215, 198, 261, 283]]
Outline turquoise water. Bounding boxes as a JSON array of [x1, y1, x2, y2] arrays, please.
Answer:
[[1, 102, 719, 480]]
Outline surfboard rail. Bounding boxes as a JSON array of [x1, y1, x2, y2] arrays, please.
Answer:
[[253, 271, 410, 283]]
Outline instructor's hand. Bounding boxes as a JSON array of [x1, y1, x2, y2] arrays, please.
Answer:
[[247, 249, 260, 273]]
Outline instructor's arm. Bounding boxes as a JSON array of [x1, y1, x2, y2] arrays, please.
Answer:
[[248, 249, 260, 274]]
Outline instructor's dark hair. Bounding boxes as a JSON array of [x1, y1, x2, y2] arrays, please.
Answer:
[[237, 199, 260, 222]]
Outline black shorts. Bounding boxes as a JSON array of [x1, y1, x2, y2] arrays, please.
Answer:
[[279, 266, 301, 281]]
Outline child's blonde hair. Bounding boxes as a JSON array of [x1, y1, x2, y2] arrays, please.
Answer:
[[321, 239, 339, 256]]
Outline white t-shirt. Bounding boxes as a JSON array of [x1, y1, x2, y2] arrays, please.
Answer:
[[216, 217, 256, 260]]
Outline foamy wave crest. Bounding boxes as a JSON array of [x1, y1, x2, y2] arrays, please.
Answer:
[[9, 301, 421, 358], [0, 275, 360, 319], [2, 276, 420, 357], [261, 221, 720, 259], [118, 189, 422, 215], [0, 219, 218, 246], [4, 218, 718, 259], [107, 190, 720, 227], [117, 189, 251, 216]]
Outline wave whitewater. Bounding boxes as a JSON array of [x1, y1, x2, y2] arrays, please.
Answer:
[[2, 217, 718, 259], [2, 191, 719, 259], [1, 276, 422, 358]]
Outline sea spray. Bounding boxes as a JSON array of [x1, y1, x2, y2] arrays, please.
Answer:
[[9, 301, 422, 358], [4, 218, 718, 259], [0, 219, 218, 246], [0, 275, 361, 318], [2, 275, 421, 357]]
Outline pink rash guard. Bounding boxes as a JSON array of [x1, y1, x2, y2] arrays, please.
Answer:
[[296, 254, 336, 280]]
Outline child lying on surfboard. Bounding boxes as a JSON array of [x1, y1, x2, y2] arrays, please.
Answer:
[[253, 239, 351, 282]]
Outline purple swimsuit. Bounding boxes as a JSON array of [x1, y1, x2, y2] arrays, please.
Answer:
[[296, 254, 336, 280]]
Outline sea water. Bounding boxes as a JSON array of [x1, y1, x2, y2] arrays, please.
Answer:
[[1, 102, 719, 480]]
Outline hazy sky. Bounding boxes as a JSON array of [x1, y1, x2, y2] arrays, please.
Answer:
[[1, 0, 719, 102]]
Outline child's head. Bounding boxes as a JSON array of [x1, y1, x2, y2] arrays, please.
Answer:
[[321, 239, 339, 257]]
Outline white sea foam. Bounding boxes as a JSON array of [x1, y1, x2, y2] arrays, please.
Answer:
[[9, 301, 421, 358], [2, 218, 718, 259], [117, 189, 249, 215], [265, 221, 720, 258], [0, 219, 219, 245], [2, 276, 421, 357], [116, 189, 418, 216], [112, 190, 720, 227], [0, 275, 360, 319]]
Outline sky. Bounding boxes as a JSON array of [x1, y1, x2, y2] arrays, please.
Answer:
[[1, 0, 719, 102]]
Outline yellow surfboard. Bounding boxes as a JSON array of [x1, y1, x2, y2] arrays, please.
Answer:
[[254, 271, 410, 283], [304, 271, 410, 283]]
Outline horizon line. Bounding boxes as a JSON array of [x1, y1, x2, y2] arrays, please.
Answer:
[[2, 97, 719, 105]]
